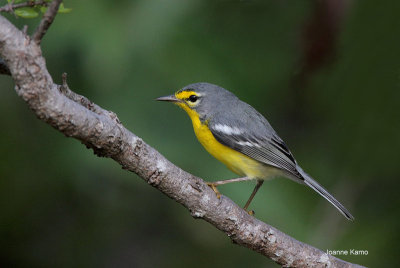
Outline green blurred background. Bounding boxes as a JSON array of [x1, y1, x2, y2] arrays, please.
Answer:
[[1, 0, 399, 267]]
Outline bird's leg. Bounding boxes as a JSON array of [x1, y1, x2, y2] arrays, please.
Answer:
[[208, 176, 253, 186], [206, 177, 253, 199], [243, 179, 264, 215]]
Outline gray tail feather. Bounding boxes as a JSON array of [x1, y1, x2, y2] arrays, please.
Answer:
[[297, 166, 354, 221]]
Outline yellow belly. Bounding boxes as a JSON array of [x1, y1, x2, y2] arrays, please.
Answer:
[[178, 104, 278, 179]]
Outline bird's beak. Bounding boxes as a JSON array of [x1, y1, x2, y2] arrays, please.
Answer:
[[155, 94, 180, 103]]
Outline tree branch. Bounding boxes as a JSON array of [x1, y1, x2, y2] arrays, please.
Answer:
[[0, 14, 364, 268], [32, 0, 62, 44], [0, 0, 48, 13]]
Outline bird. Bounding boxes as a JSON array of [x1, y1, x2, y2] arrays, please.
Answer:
[[156, 82, 354, 220]]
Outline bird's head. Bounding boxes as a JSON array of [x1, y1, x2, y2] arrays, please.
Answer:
[[156, 82, 237, 122]]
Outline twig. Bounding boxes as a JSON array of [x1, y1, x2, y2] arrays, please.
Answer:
[[32, 0, 62, 44], [0, 0, 48, 13], [22, 24, 28, 35], [59, 72, 120, 121], [0, 14, 365, 268]]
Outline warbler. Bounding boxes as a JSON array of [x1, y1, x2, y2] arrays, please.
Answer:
[[156, 82, 354, 220]]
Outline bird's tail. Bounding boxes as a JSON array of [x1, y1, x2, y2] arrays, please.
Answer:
[[297, 166, 354, 221]]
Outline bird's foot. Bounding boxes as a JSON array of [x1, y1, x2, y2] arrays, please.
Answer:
[[247, 210, 255, 216], [206, 182, 221, 199]]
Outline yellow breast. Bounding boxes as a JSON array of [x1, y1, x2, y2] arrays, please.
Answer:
[[177, 103, 276, 179]]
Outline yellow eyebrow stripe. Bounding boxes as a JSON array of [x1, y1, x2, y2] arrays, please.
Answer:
[[175, 90, 198, 100]]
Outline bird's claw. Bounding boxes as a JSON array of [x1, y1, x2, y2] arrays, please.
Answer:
[[206, 182, 221, 199], [247, 210, 255, 216]]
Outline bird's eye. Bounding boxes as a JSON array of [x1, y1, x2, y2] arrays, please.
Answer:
[[188, 95, 198, 102]]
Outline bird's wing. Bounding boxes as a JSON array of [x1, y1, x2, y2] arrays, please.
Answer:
[[208, 112, 302, 180]]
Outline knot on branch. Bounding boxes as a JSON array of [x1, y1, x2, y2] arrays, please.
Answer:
[[190, 209, 206, 218], [0, 58, 10, 75]]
